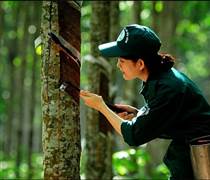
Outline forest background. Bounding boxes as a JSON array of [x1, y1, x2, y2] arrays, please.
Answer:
[[0, 1, 210, 179]]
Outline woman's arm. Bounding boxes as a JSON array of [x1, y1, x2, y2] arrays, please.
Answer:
[[80, 90, 130, 135], [100, 103, 124, 135], [115, 104, 138, 119]]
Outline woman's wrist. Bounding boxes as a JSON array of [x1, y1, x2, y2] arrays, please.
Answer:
[[99, 101, 108, 113]]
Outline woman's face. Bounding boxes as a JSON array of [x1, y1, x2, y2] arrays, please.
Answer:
[[117, 57, 141, 80]]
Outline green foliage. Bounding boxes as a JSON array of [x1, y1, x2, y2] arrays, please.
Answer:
[[81, 2, 91, 57], [13, 56, 21, 67], [1, 1, 210, 179], [2, 1, 17, 10], [174, 2, 210, 81], [112, 148, 169, 179], [1, 149, 169, 179], [0, 152, 43, 179], [80, 147, 169, 179], [155, 1, 163, 13]]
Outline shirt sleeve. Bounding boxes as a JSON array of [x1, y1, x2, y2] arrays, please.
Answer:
[[121, 82, 184, 146]]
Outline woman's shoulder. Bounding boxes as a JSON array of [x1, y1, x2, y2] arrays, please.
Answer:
[[144, 68, 199, 100], [158, 68, 203, 96], [158, 68, 187, 92]]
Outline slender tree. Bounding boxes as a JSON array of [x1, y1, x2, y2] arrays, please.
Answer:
[[109, 1, 120, 83], [85, 1, 113, 179], [151, 1, 160, 33], [133, 1, 142, 24], [0, 0, 5, 159], [110, 1, 120, 42], [109, 1, 123, 152], [41, 1, 81, 179], [15, 2, 30, 177], [27, 2, 42, 179], [0, 2, 3, 40], [159, 1, 180, 54], [4, 2, 20, 157]]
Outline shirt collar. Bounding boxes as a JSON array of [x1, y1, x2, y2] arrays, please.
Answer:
[[139, 71, 165, 98]]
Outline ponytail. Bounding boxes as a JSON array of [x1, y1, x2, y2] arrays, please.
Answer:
[[143, 53, 175, 73], [158, 53, 175, 70]]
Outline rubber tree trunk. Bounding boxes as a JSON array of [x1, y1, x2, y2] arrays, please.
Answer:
[[85, 1, 113, 180], [41, 1, 81, 179]]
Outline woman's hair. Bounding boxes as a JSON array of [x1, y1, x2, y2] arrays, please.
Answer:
[[143, 53, 175, 73], [121, 52, 175, 73]]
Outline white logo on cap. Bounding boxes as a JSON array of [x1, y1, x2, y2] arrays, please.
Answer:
[[124, 28, 129, 43], [117, 28, 129, 43], [117, 29, 125, 42]]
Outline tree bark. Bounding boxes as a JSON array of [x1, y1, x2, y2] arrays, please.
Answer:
[[158, 1, 180, 54], [110, 1, 120, 42], [85, 1, 113, 180], [132, 1, 142, 24], [109, 1, 120, 82], [41, 1, 81, 179]]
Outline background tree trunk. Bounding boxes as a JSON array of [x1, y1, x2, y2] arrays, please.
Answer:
[[109, 1, 121, 100], [158, 1, 180, 54], [133, 1, 142, 24], [4, 3, 20, 157], [109, 1, 126, 152], [27, 2, 42, 179], [41, 1, 81, 179], [15, 2, 30, 177], [0, 1, 4, 154], [151, 1, 160, 33], [0, 2, 3, 40], [109, 1, 120, 100], [85, 1, 113, 179], [110, 1, 120, 42]]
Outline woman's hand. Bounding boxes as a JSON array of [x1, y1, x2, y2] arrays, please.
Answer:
[[114, 104, 138, 120], [114, 104, 138, 114], [80, 90, 138, 121], [80, 90, 105, 111], [80, 90, 123, 135], [117, 112, 135, 120]]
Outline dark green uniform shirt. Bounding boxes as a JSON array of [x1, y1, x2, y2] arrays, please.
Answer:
[[121, 68, 210, 146]]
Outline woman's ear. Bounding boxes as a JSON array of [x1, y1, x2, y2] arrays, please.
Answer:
[[137, 59, 145, 71]]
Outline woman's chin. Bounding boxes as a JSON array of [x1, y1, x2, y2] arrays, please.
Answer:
[[123, 74, 132, 80]]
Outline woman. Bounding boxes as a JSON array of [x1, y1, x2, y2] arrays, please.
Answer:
[[80, 24, 210, 180]]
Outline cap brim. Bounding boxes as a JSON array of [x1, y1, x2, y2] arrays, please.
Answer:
[[98, 41, 128, 58]]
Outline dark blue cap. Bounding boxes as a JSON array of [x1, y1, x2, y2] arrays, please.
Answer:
[[98, 24, 161, 59]]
